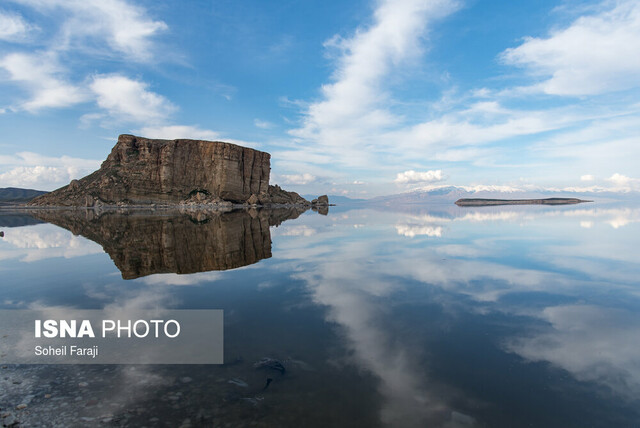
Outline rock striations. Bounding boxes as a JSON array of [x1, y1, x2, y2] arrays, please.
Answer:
[[29, 134, 316, 207]]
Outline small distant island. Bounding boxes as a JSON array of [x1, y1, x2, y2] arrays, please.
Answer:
[[455, 198, 592, 207]]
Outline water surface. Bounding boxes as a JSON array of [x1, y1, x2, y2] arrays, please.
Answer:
[[1, 202, 639, 427]]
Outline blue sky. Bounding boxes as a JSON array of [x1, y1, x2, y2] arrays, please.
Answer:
[[1, 0, 639, 197]]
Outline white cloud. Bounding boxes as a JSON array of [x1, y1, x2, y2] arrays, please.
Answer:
[[138, 272, 222, 286], [289, 240, 454, 425], [388, 102, 584, 156], [0, 10, 35, 41], [0, 152, 101, 190], [0, 151, 101, 169], [90, 74, 175, 124], [505, 305, 640, 399], [501, 0, 640, 95], [0, 0, 168, 117], [580, 174, 594, 181], [134, 125, 221, 141], [275, 0, 640, 189], [0, 224, 103, 262], [608, 173, 634, 186], [561, 207, 640, 230], [435, 244, 482, 258], [394, 169, 443, 184], [395, 224, 443, 238], [461, 184, 522, 193], [78, 112, 106, 128], [409, 176, 640, 195], [277, 173, 316, 185], [271, 225, 317, 237], [287, 0, 459, 167], [0, 52, 88, 111], [458, 211, 521, 223], [0, 166, 79, 189], [12, 0, 167, 60], [606, 173, 640, 191], [406, 183, 523, 193], [132, 125, 259, 149], [254, 119, 274, 129]]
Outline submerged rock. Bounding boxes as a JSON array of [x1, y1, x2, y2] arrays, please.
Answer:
[[247, 194, 259, 205], [263, 378, 273, 391], [253, 357, 286, 374], [227, 378, 249, 388]]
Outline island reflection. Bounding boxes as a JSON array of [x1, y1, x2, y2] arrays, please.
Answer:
[[2, 202, 640, 426], [29, 207, 308, 279]]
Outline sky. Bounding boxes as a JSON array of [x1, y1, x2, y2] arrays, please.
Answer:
[[0, 0, 639, 197]]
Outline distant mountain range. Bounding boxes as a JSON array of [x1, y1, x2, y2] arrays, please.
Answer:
[[311, 186, 639, 207], [368, 185, 639, 205], [0, 187, 48, 203]]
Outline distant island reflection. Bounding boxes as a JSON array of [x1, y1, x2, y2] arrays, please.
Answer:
[[29, 207, 310, 279]]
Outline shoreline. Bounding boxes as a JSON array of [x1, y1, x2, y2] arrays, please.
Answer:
[[1, 202, 333, 212]]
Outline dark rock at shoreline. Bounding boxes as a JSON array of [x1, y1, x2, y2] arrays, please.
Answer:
[[310, 195, 330, 214], [28, 135, 310, 207], [312, 205, 329, 215], [311, 195, 329, 206], [265, 184, 309, 205]]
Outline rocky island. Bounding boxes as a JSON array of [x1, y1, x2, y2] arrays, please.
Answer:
[[28, 134, 329, 209], [455, 198, 591, 207]]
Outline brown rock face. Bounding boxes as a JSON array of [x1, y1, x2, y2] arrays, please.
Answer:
[[30, 135, 272, 206]]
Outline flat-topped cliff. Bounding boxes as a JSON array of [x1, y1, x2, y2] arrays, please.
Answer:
[[29, 135, 311, 207]]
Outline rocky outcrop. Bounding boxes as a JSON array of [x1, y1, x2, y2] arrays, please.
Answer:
[[311, 195, 329, 206], [266, 185, 309, 205], [310, 194, 330, 215], [29, 207, 307, 279], [29, 135, 309, 207]]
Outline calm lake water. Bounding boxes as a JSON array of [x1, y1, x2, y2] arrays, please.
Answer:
[[1, 202, 639, 427]]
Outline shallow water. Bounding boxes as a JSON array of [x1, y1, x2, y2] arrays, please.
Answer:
[[1, 202, 639, 427]]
